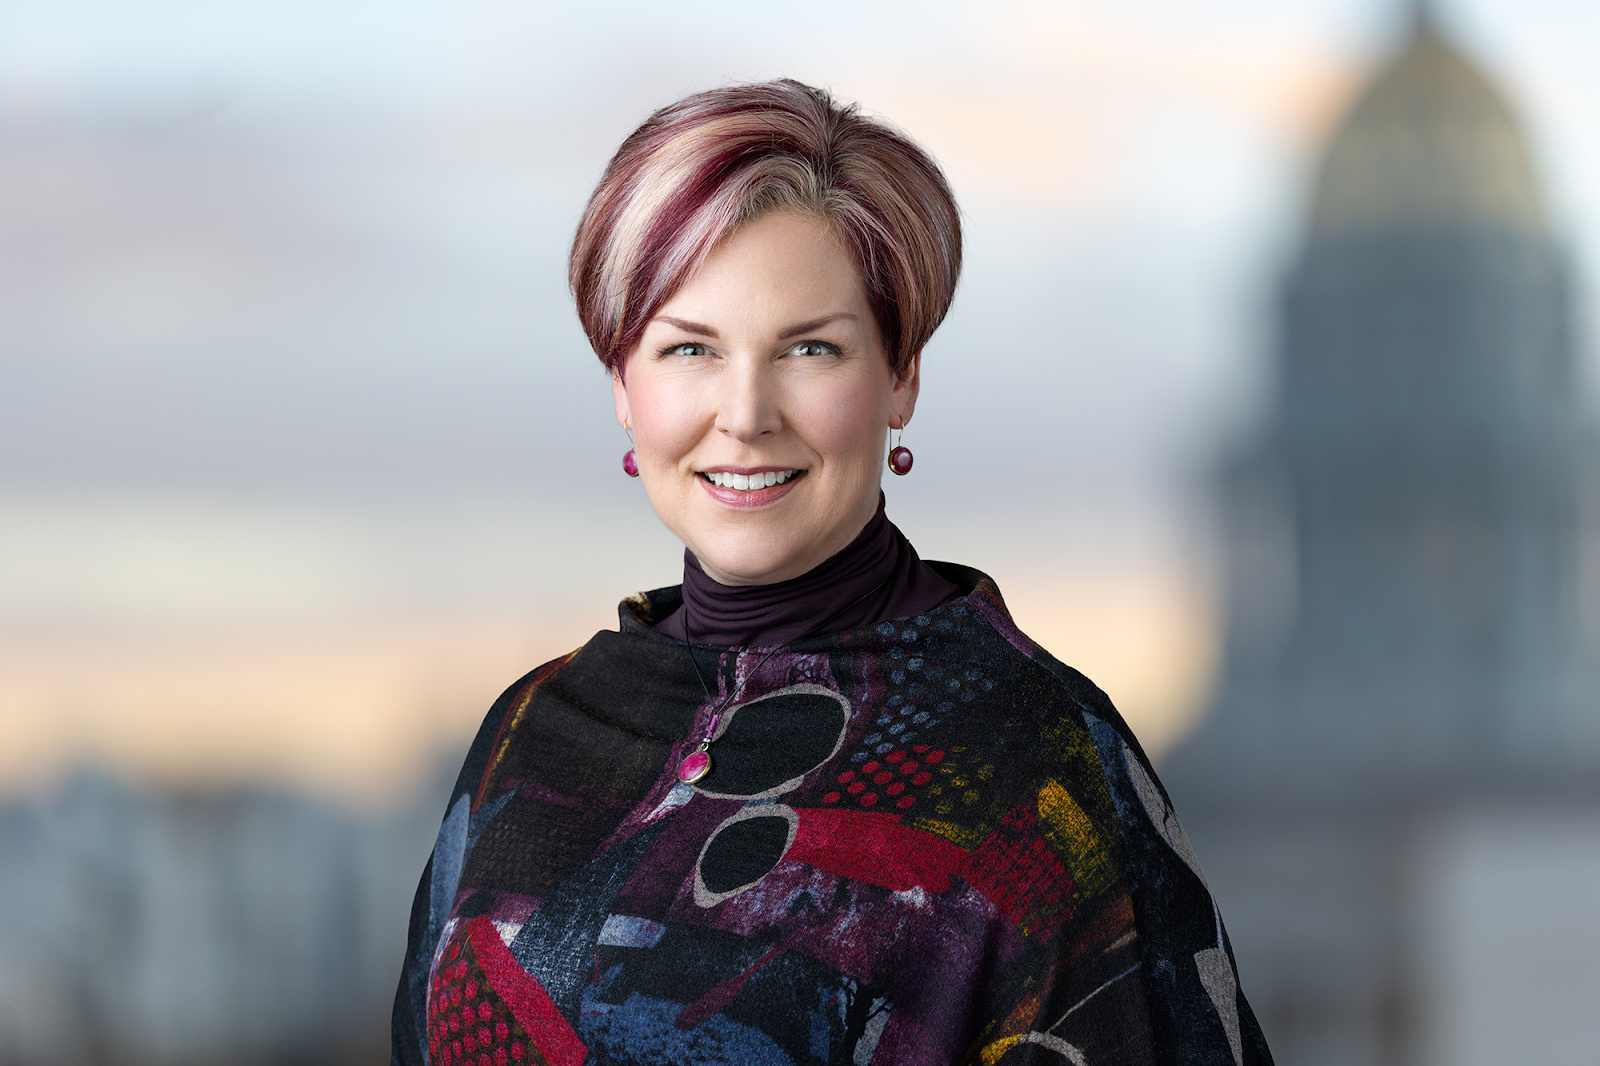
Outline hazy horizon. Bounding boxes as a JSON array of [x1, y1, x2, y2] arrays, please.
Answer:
[[4, 0, 1598, 802]]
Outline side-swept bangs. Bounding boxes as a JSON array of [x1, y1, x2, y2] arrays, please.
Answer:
[[570, 79, 961, 378]]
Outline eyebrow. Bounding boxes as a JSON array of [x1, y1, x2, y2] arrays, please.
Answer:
[[780, 312, 858, 338], [653, 315, 719, 338], [650, 312, 858, 340]]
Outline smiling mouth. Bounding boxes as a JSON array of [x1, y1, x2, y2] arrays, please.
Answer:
[[700, 470, 803, 491]]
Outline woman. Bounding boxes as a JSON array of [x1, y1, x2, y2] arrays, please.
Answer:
[[392, 80, 1271, 1066]]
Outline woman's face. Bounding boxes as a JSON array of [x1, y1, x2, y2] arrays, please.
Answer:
[[613, 211, 919, 587]]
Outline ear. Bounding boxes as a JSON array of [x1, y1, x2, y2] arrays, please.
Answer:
[[890, 350, 922, 429], [612, 369, 632, 431]]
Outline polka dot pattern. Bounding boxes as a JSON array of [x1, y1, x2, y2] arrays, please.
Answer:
[[856, 610, 995, 758], [920, 747, 1001, 818], [822, 742, 948, 810], [806, 605, 1033, 840], [428, 933, 531, 1066]]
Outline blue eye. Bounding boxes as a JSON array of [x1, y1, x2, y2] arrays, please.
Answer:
[[661, 342, 707, 358], [793, 341, 837, 358]]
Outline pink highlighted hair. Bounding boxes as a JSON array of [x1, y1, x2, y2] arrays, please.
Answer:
[[570, 79, 962, 379]]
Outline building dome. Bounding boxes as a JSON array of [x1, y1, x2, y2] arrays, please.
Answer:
[[1310, 11, 1544, 236]]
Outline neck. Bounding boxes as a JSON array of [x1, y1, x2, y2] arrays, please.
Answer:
[[654, 495, 959, 647]]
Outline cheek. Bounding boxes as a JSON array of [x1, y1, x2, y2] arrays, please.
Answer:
[[810, 384, 888, 467], [628, 380, 703, 462]]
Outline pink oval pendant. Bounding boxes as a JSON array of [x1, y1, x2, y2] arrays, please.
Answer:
[[678, 750, 711, 784]]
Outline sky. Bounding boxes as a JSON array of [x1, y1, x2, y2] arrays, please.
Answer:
[[2, 0, 1598, 801]]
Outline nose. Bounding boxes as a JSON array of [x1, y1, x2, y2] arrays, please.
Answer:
[[713, 357, 782, 442]]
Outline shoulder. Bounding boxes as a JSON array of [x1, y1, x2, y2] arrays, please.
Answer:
[[892, 568, 1273, 1061], [928, 563, 1179, 820], [937, 565, 1149, 752], [949, 571, 1224, 924], [432, 645, 585, 816], [448, 623, 699, 828]]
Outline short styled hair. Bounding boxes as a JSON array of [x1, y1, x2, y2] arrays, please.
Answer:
[[570, 79, 962, 378]]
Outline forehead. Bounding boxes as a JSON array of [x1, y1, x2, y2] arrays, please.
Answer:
[[655, 212, 869, 326]]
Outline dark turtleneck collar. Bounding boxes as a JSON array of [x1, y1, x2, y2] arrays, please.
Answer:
[[653, 494, 962, 648]]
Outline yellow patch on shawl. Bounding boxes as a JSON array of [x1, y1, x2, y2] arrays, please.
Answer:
[[1040, 712, 1109, 791], [908, 816, 989, 851], [980, 1035, 1026, 1066], [1038, 779, 1118, 899]]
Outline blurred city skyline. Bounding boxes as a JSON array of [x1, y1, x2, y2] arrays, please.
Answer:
[[3, 0, 1599, 802]]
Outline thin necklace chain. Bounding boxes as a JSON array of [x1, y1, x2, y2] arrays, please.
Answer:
[[678, 575, 890, 760]]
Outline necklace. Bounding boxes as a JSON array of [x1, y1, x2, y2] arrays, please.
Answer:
[[675, 576, 888, 785]]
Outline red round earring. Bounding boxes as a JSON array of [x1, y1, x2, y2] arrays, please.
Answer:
[[622, 426, 639, 477], [887, 425, 913, 475]]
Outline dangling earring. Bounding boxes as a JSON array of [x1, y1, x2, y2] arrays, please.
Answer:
[[887, 423, 913, 475], [622, 425, 639, 477]]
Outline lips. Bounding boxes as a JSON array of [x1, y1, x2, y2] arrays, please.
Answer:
[[697, 468, 805, 508]]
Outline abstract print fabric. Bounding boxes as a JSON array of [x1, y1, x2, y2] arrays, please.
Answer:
[[390, 567, 1272, 1066]]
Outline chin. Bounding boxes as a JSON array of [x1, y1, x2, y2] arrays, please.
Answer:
[[700, 551, 804, 587], [693, 530, 817, 587]]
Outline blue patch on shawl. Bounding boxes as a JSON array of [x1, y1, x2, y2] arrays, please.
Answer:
[[579, 989, 798, 1066], [510, 823, 664, 1017], [428, 794, 471, 946]]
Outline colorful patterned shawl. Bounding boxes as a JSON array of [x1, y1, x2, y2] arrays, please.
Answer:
[[391, 566, 1272, 1066]]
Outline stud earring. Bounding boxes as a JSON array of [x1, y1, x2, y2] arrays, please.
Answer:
[[622, 425, 639, 477], [887, 424, 913, 476]]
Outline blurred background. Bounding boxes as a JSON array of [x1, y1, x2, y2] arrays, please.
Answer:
[[2, 0, 1597, 1062]]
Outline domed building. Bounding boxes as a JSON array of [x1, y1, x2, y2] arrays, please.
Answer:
[[1164, 9, 1600, 1065]]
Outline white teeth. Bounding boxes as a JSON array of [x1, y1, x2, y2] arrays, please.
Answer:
[[705, 470, 799, 490]]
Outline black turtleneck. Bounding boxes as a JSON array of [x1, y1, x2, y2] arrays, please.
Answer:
[[652, 494, 962, 647]]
